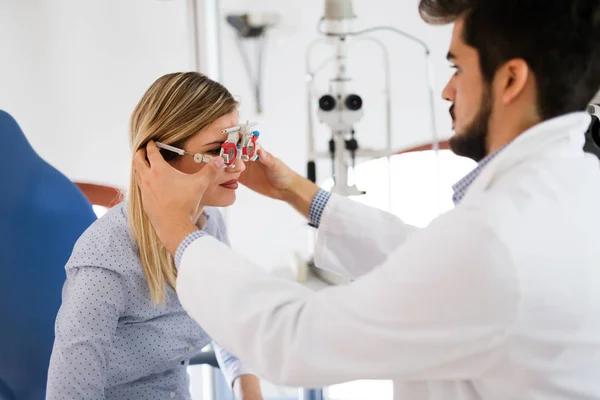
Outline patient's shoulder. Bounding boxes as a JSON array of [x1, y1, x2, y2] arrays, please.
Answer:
[[66, 202, 139, 274], [203, 207, 230, 245], [204, 206, 224, 227]]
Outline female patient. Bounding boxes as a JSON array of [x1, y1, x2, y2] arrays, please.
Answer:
[[47, 72, 263, 400]]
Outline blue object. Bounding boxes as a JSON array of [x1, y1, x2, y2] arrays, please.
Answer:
[[253, 130, 260, 137], [302, 389, 324, 400], [0, 110, 97, 400]]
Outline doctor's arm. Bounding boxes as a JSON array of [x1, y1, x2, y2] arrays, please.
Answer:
[[47, 266, 126, 399], [176, 209, 518, 387], [242, 150, 419, 278]]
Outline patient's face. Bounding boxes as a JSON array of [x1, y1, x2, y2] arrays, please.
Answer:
[[170, 111, 245, 209]]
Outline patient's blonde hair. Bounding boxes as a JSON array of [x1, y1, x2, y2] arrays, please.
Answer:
[[128, 72, 238, 305]]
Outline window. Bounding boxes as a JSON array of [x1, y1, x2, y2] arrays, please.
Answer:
[[322, 150, 476, 227]]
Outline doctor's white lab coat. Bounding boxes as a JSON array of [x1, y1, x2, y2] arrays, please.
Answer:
[[177, 112, 600, 400]]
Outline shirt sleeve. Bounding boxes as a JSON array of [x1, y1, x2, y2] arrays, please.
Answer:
[[175, 230, 206, 268], [47, 266, 127, 399], [213, 341, 251, 388], [308, 189, 332, 228]]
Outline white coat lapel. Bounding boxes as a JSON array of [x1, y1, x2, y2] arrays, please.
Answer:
[[459, 112, 591, 203]]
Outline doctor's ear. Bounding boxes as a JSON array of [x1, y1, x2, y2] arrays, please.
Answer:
[[496, 59, 530, 105]]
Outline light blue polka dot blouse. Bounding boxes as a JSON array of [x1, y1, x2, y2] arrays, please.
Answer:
[[46, 203, 248, 399]]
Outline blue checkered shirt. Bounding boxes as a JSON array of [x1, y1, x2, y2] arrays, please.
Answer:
[[175, 230, 206, 267], [452, 147, 507, 205], [308, 189, 333, 228]]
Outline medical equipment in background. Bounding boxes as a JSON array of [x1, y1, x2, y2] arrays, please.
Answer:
[[306, 0, 438, 196], [584, 103, 600, 158], [156, 121, 261, 168], [226, 13, 279, 114], [299, 0, 437, 281], [296, 2, 438, 399]]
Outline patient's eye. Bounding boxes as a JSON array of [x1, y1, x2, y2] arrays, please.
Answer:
[[206, 147, 222, 155]]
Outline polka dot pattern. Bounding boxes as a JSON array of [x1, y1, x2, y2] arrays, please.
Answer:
[[46, 203, 247, 399]]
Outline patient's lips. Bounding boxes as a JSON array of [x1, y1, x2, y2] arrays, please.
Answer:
[[220, 179, 239, 190]]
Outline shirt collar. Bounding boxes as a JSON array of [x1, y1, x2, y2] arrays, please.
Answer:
[[451, 145, 507, 205], [451, 112, 592, 205]]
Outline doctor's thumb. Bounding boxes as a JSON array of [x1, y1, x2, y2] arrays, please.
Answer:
[[194, 157, 225, 189]]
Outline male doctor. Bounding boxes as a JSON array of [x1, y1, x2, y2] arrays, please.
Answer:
[[133, 0, 600, 398]]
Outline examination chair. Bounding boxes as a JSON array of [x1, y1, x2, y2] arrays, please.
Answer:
[[0, 110, 97, 400]]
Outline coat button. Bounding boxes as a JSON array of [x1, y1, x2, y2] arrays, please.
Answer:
[[170, 392, 176, 398]]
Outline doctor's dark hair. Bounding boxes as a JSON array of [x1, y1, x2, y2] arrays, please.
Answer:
[[128, 72, 238, 305], [419, 0, 600, 120]]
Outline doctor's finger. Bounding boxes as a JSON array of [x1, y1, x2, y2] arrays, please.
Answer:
[[256, 149, 272, 166], [145, 141, 168, 168], [133, 148, 150, 174], [133, 170, 147, 191], [193, 157, 225, 191]]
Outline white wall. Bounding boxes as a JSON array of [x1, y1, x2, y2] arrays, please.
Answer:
[[218, 0, 454, 269], [0, 0, 193, 188], [0, 0, 453, 269]]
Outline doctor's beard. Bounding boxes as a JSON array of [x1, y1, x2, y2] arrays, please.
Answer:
[[449, 89, 492, 163]]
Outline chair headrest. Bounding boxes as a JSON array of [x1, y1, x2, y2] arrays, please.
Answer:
[[0, 110, 40, 168], [0, 111, 53, 210]]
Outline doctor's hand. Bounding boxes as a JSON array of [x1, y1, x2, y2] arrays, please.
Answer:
[[240, 149, 320, 219], [133, 141, 225, 255], [239, 149, 297, 200]]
